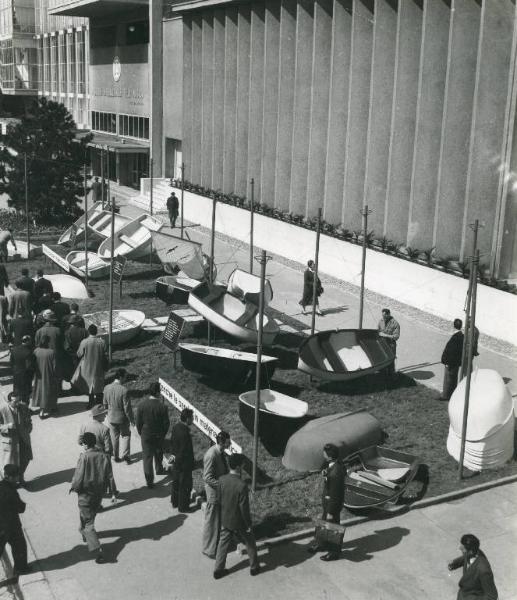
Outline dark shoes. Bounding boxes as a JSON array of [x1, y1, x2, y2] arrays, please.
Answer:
[[307, 544, 321, 554], [114, 457, 122, 463], [146, 482, 155, 489], [250, 566, 261, 576], [124, 457, 132, 465], [95, 553, 106, 564], [213, 569, 229, 580], [320, 553, 340, 562]]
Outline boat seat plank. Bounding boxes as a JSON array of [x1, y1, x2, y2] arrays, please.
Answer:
[[319, 338, 345, 373], [234, 303, 258, 326], [203, 286, 226, 305], [119, 234, 140, 249], [360, 335, 392, 366]]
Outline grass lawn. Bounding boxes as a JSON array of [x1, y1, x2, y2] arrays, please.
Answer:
[[4, 247, 517, 539]]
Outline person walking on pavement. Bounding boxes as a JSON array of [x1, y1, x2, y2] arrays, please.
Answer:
[[307, 443, 345, 561], [103, 368, 134, 464], [378, 308, 400, 376], [70, 432, 113, 564], [91, 177, 102, 203], [0, 394, 32, 485], [166, 191, 179, 228], [32, 334, 59, 419], [10, 335, 35, 405], [299, 260, 323, 315], [8, 281, 32, 319], [213, 453, 260, 580], [202, 430, 231, 558], [440, 318, 464, 402], [0, 464, 30, 576], [63, 314, 88, 384], [448, 533, 498, 600], [76, 324, 108, 409], [135, 382, 169, 489], [33, 268, 53, 314], [0, 228, 17, 262], [170, 408, 195, 512]]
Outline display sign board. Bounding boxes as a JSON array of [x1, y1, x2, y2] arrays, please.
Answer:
[[159, 378, 242, 454], [112, 255, 127, 284], [69, 224, 78, 249], [161, 311, 185, 351], [42, 244, 70, 272]]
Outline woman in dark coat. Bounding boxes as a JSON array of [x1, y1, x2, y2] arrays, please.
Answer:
[[32, 334, 59, 419], [299, 260, 323, 315]]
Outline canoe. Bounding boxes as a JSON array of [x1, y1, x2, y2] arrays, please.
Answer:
[[155, 274, 206, 305], [239, 389, 309, 453], [282, 411, 385, 472], [179, 343, 277, 381], [343, 445, 420, 509], [97, 214, 163, 260], [58, 202, 131, 248], [188, 269, 279, 345], [66, 251, 110, 279], [298, 329, 395, 381], [46, 274, 89, 299], [82, 309, 145, 345]]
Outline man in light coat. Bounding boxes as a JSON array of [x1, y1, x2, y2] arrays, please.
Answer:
[[8, 283, 31, 319], [103, 368, 134, 464], [0, 393, 32, 485], [76, 324, 107, 409], [202, 430, 230, 558]]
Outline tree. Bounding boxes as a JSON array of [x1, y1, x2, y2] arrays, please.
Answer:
[[0, 97, 93, 224]]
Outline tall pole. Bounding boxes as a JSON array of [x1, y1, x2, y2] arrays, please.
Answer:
[[180, 162, 185, 240], [252, 250, 267, 492], [310, 208, 322, 336], [24, 152, 30, 259], [83, 162, 89, 290], [149, 156, 154, 265], [359, 205, 372, 329], [108, 199, 115, 363], [207, 196, 217, 345], [106, 150, 111, 209], [458, 250, 479, 479], [100, 148, 104, 208], [249, 178, 255, 274]]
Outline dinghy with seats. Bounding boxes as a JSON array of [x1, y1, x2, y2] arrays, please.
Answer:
[[83, 309, 145, 345], [66, 251, 110, 279], [156, 274, 207, 305], [97, 214, 163, 261]]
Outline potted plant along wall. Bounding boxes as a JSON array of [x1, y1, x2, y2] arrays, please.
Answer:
[[170, 179, 516, 295]]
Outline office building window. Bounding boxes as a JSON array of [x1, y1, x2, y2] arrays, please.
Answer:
[[67, 30, 75, 94], [76, 28, 85, 94], [42, 36, 50, 92], [58, 32, 66, 94], [50, 34, 57, 94], [91, 110, 117, 134], [118, 114, 149, 140]]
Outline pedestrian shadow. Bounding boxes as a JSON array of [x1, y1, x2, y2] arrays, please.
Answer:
[[102, 476, 172, 512], [320, 305, 348, 316], [231, 539, 313, 575], [401, 370, 434, 381], [339, 526, 411, 562], [35, 514, 187, 571], [53, 401, 87, 418], [24, 467, 75, 492]]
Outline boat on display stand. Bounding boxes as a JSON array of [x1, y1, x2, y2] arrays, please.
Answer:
[[66, 251, 110, 279], [97, 214, 163, 261], [83, 309, 146, 345]]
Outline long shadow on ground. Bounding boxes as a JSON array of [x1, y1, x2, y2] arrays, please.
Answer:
[[25, 468, 75, 492], [340, 526, 411, 562]]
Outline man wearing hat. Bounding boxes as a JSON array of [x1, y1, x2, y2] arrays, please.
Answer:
[[10, 335, 35, 405]]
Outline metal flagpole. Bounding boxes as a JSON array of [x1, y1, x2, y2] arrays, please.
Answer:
[[310, 208, 322, 336], [106, 150, 111, 209], [252, 250, 268, 492], [180, 162, 185, 240], [249, 178, 255, 274], [108, 199, 115, 363], [458, 250, 479, 479], [359, 205, 372, 329], [100, 148, 105, 208], [149, 156, 154, 265], [83, 163, 89, 290], [207, 196, 217, 346], [24, 152, 30, 259]]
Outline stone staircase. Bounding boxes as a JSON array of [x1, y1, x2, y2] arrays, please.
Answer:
[[132, 178, 172, 213]]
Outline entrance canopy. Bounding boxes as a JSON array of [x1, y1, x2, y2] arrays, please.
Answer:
[[79, 131, 149, 155]]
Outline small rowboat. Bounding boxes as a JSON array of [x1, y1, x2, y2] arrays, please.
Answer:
[[66, 251, 110, 279], [179, 343, 278, 381], [98, 214, 163, 260], [46, 274, 89, 299], [343, 445, 420, 509], [188, 269, 279, 345], [155, 274, 206, 305], [83, 309, 145, 345], [298, 329, 395, 381], [239, 389, 309, 452]]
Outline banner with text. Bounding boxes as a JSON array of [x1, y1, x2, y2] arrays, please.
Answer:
[[159, 378, 242, 454], [42, 244, 70, 272]]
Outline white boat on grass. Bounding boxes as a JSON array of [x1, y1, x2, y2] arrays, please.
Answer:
[[188, 269, 279, 345], [155, 274, 205, 305], [83, 309, 145, 345], [66, 251, 110, 279], [97, 214, 163, 260]]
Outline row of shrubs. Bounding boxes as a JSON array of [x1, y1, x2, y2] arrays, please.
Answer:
[[0, 209, 70, 237], [170, 178, 517, 295]]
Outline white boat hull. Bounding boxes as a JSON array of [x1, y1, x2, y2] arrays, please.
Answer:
[[83, 309, 146, 345], [66, 251, 110, 279], [98, 214, 163, 260]]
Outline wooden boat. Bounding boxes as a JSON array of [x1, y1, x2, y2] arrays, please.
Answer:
[[343, 445, 420, 509], [97, 214, 163, 260], [82, 309, 145, 345], [188, 269, 279, 345], [58, 202, 131, 248], [179, 343, 278, 381], [46, 274, 89, 299], [298, 329, 395, 381], [155, 275, 206, 305], [239, 389, 309, 452], [66, 251, 110, 279]]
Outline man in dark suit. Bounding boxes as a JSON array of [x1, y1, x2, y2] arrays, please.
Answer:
[[103, 368, 134, 464], [63, 303, 85, 330], [33, 269, 53, 313], [448, 533, 498, 600], [440, 318, 464, 401], [10, 336, 35, 405], [8, 312, 34, 346], [51, 292, 71, 327], [15, 268, 34, 297], [308, 443, 345, 561], [63, 315, 88, 383], [169, 408, 195, 512], [213, 453, 260, 580], [135, 382, 169, 488]]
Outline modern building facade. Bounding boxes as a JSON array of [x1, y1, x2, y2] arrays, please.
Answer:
[[174, 0, 517, 279]]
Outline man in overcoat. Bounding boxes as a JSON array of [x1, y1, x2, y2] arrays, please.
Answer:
[[8, 283, 31, 319], [63, 315, 88, 383], [166, 192, 179, 228], [10, 335, 35, 404], [440, 318, 464, 401], [213, 453, 260, 579], [76, 324, 107, 409], [33, 268, 53, 314], [0, 393, 32, 484], [8, 311, 34, 346], [202, 430, 230, 558], [103, 368, 134, 464], [169, 407, 195, 512], [32, 334, 59, 418]]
